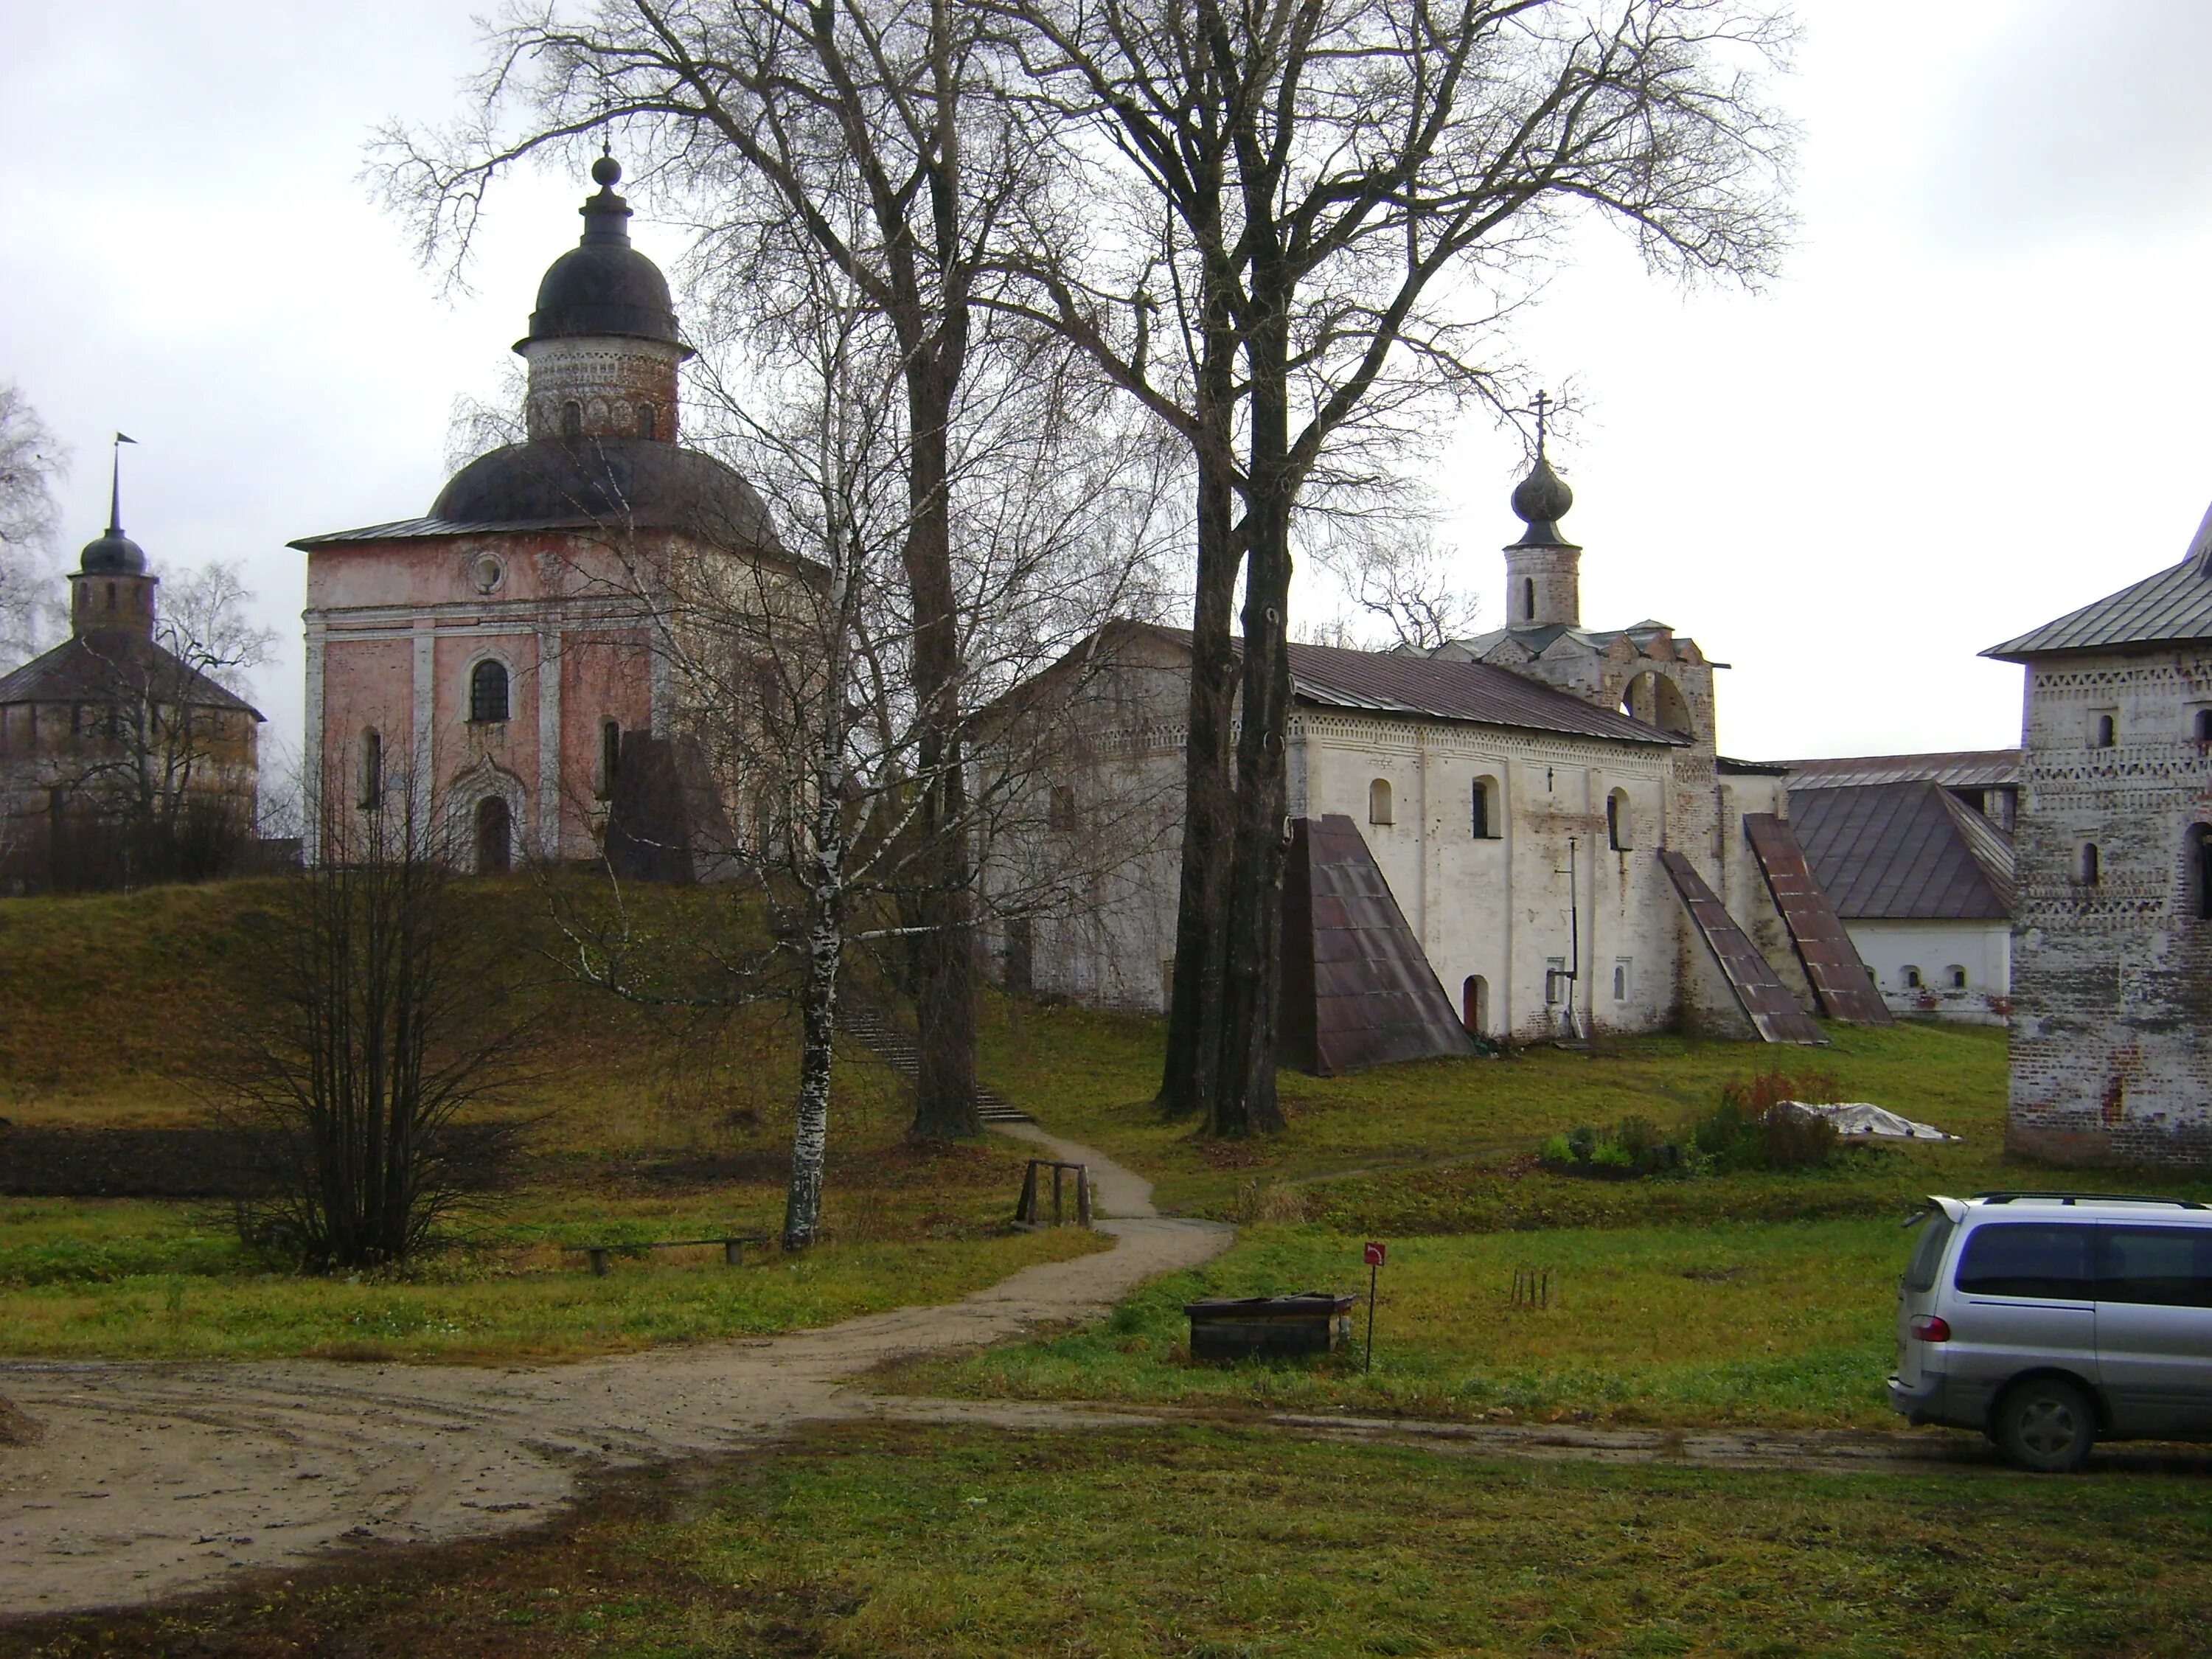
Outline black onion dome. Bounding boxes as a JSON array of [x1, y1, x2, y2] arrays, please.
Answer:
[[79, 528, 147, 574], [431, 437, 776, 548], [518, 156, 692, 356], [1508, 452, 1576, 548]]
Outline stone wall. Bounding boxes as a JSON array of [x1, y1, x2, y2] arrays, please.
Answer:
[[2008, 647, 2212, 1164]]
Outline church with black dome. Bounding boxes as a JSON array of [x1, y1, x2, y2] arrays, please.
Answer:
[[292, 157, 782, 872]]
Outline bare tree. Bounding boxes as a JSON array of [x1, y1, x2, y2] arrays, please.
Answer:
[[220, 776, 538, 1270], [382, 0, 1060, 1140], [992, 0, 1793, 1133], [1315, 516, 1481, 653], [0, 384, 66, 669]]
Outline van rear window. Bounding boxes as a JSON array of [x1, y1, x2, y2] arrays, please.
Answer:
[[1955, 1223, 2093, 1299], [1903, 1211, 1955, 1293]]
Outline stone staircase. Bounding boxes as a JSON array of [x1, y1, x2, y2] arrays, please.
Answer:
[[837, 1008, 1034, 1124]]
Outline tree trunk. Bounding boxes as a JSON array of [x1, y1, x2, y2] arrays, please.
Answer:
[[900, 360, 983, 1140], [1209, 266, 1293, 1138], [784, 813, 844, 1250], [1155, 268, 1241, 1119]]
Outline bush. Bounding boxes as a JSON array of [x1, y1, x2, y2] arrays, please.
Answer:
[[1688, 1085, 1843, 1174], [1543, 1116, 1684, 1178]]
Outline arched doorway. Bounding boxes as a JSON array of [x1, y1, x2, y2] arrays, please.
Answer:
[[1618, 670, 1694, 737], [475, 796, 512, 875], [1462, 974, 1488, 1036]]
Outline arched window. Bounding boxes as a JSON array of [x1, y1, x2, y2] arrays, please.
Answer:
[[562, 400, 583, 439], [1522, 576, 1536, 621], [1048, 784, 1078, 832], [474, 796, 512, 875], [2080, 842, 2101, 886], [1902, 965, 1923, 990], [1462, 975, 1488, 1035], [1471, 775, 1499, 840], [1947, 965, 1968, 990], [599, 720, 622, 799], [1612, 959, 1630, 1001], [2095, 713, 2117, 748], [358, 728, 382, 808], [1618, 671, 1694, 737], [469, 658, 510, 724], [2188, 824, 2212, 920], [105, 582, 116, 610], [1606, 788, 1631, 851], [1368, 778, 1393, 826], [636, 403, 656, 439]]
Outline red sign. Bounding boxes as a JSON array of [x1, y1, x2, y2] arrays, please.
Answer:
[[1363, 1241, 1386, 1267]]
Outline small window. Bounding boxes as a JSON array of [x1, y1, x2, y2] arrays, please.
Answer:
[[470, 658, 510, 724], [1955, 1222, 2093, 1301], [358, 728, 382, 808], [2079, 843, 2101, 886], [1545, 956, 1567, 1005], [2093, 712, 2117, 748], [1606, 788, 1630, 851], [1902, 965, 1922, 990], [637, 403, 656, 439], [599, 720, 622, 799], [1368, 778, 1392, 826], [105, 582, 116, 610], [1471, 776, 1498, 840], [1048, 784, 1077, 832], [1946, 964, 1968, 990], [2191, 824, 2212, 920], [2195, 709, 2212, 743], [1522, 576, 1536, 621], [1612, 958, 1631, 1002], [562, 401, 583, 439]]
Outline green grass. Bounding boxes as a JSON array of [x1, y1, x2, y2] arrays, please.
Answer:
[[27, 1422, 2212, 1658], [0, 880, 1105, 1363], [887, 1217, 1919, 1429], [982, 999, 2212, 1226]]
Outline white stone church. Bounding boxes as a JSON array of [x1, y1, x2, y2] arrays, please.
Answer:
[[1000, 448, 1888, 1051]]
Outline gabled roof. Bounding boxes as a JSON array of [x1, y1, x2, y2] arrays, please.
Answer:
[[1984, 548, 2212, 661], [1787, 781, 2014, 920], [1281, 636, 1683, 745], [1775, 750, 2021, 790], [0, 631, 262, 718]]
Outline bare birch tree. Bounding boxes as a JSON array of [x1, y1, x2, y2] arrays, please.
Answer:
[[382, 0, 1059, 1139]]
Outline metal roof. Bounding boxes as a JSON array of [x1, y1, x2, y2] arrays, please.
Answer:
[[1984, 552, 2212, 660], [0, 631, 262, 717], [1283, 636, 1682, 746], [1775, 750, 2021, 790], [1787, 782, 2014, 920], [1658, 849, 1826, 1044]]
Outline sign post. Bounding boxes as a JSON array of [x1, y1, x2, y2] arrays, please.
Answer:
[[1363, 1241, 1386, 1371]]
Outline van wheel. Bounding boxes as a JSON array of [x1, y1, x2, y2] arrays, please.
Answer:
[[1995, 1378, 2097, 1472]]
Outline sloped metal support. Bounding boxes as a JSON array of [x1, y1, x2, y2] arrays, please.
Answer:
[[1742, 813, 1894, 1025], [1658, 849, 1826, 1045]]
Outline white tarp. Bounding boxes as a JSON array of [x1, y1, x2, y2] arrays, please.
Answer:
[[1771, 1101, 1960, 1141]]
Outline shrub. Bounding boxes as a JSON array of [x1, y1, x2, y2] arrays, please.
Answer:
[[1543, 1116, 1685, 1178]]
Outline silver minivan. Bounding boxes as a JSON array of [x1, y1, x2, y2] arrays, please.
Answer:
[[1889, 1191, 2212, 1471]]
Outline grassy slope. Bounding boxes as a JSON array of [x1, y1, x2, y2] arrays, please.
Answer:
[[19, 1422, 2212, 1658], [0, 881, 1101, 1363], [980, 995, 2212, 1226]]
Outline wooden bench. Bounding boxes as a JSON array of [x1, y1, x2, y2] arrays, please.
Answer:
[[563, 1234, 773, 1276]]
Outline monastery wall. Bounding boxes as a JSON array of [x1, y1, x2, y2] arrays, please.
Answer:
[[2009, 647, 2212, 1164]]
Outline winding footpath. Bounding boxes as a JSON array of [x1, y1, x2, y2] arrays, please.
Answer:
[[0, 1128, 1227, 1619]]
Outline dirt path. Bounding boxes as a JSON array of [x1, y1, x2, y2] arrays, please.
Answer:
[[0, 1135, 1228, 1620]]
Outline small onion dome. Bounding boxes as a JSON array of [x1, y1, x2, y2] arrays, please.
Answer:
[[1509, 451, 1576, 549], [518, 155, 693, 357], [79, 526, 147, 575]]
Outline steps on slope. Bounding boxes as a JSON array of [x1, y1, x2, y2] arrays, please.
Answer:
[[836, 1009, 1034, 1124]]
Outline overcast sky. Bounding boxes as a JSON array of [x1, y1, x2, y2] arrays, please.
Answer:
[[5, 0, 2211, 768]]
